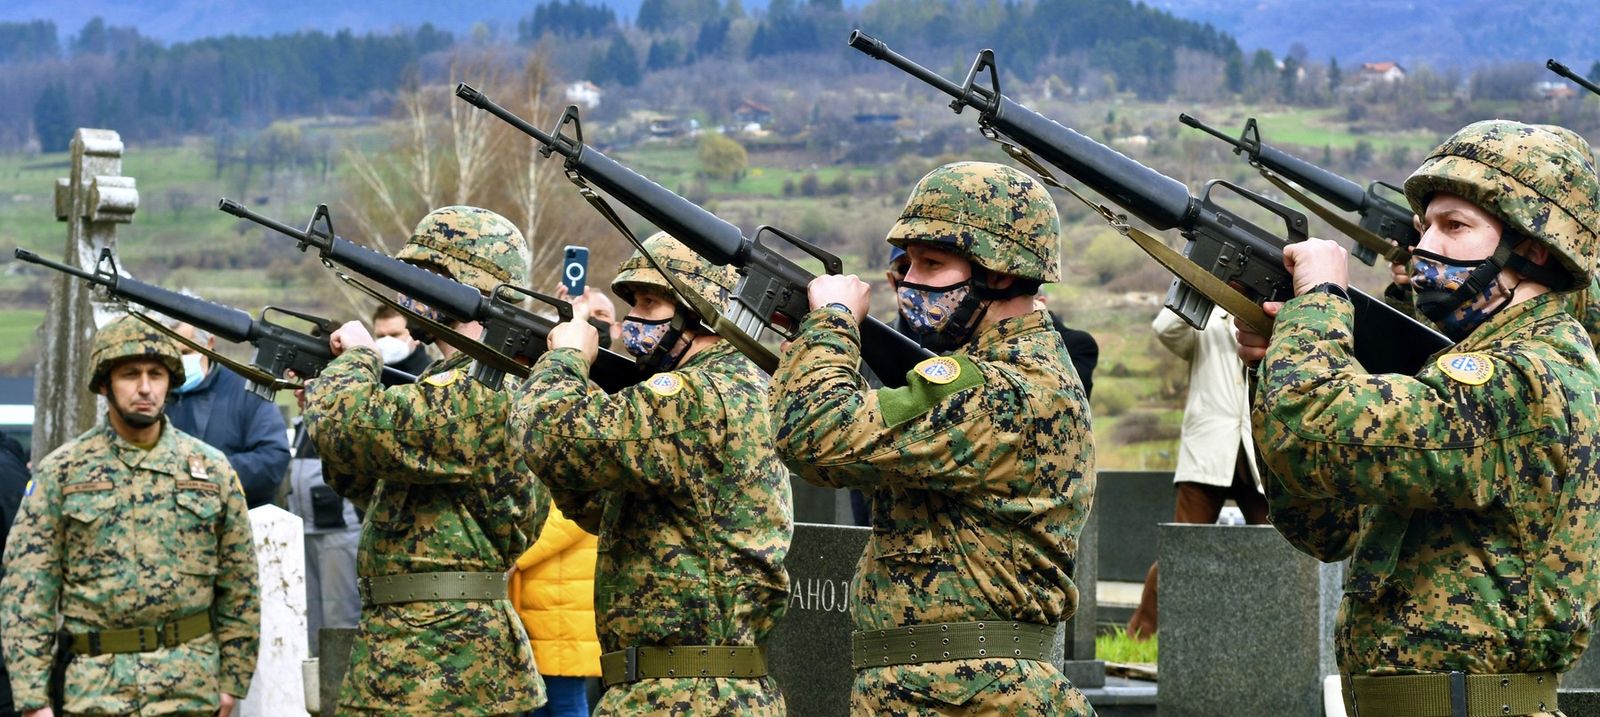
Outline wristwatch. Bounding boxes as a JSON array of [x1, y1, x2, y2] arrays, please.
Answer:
[[1305, 282, 1348, 300], [824, 302, 854, 314]]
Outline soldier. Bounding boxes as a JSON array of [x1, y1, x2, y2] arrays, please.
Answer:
[[506, 232, 791, 716], [0, 315, 259, 716], [1239, 121, 1600, 717], [770, 161, 1096, 714], [302, 206, 546, 715]]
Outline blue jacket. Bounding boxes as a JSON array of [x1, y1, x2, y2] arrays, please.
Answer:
[[167, 365, 290, 508]]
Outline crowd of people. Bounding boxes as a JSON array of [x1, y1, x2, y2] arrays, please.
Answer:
[[0, 114, 1597, 717]]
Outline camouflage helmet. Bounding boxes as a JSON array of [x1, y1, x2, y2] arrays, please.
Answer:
[[1404, 120, 1599, 289], [612, 232, 738, 321], [395, 206, 530, 294], [886, 161, 1062, 282], [88, 314, 185, 394]]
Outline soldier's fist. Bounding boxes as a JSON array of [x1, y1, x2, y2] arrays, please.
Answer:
[[1234, 302, 1281, 365], [548, 319, 600, 366], [1282, 238, 1349, 296], [329, 320, 377, 357], [808, 275, 870, 325]]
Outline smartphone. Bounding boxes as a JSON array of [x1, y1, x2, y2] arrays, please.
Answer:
[[562, 245, 589, 296]]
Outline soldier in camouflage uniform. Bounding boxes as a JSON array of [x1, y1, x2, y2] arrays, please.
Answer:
[[1238, 121, 1600, 716], [303, 206, 546, 715], [1386, 124, 1600, 347], [506, 232, 792, 716], [1, 315, 259, 717], [770, 162, 1096, 715]]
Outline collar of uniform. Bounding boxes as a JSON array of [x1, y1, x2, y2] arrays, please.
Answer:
[[679, 339, 739, 373], [1454, 291, 1563, 353], [422, 346, 475, 378], [967, 309, 1052, 358], [105, 416, 184, 475]]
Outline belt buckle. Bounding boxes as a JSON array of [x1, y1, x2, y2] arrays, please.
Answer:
[[1449, 671, 1467, 717], [624, 645, 640, 684]]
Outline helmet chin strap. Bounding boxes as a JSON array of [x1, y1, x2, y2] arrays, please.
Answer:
[[638, 307, 695, 374], [1426, 232, 1568, 321]]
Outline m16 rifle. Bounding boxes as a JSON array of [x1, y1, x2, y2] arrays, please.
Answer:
[[849, 31, 1450, 375], [453, 84, 934, 388], [220, 200, 642, 392], [1178, 113, 1417, 266], [1548, 59, 1600, 98], [15, 247, 415, 398]]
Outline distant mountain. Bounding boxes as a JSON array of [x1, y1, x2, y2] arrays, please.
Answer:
[[1147, 0, 1600, 70], [0, 1, 636, 43]]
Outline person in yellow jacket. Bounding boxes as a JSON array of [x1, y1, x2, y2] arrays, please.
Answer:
[[511, 501, 601, 717]]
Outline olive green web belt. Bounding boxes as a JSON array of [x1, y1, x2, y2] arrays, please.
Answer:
[[600, 645, 769, 687], [357, 571, 509, 606], [1343, 671, 1558, 717], [69, 611, 212, 656], [850, 620, 1053, 669]]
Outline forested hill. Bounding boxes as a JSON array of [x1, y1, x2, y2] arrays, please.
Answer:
[[1147, 0, 1600, 70], [0, 0, 1240, 152]]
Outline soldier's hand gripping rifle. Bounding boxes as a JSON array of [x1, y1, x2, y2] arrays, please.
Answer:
[[1178, 113, 1417, 266], [850, 31, 1449, 376], [15, 247, 416, 398], [1548, 59, 1600, 98], [219, 200, 643, 393], [453, 84, 934, 389]]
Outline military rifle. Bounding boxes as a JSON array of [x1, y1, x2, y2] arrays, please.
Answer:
[[453, 84, 934, 388], [1548, 59, 1600, 98], [15, 247, 416, 398], [1178, 113, 1417, 266], [849, 31, 1450, 375], [219, 200, 643, 393]]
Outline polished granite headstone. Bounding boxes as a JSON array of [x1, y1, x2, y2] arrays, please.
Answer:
[[1095, 471, 1176, 583], [317, 627, 357, 716], [769, 522, 869, 716], [1159, 523, 1341, 717]]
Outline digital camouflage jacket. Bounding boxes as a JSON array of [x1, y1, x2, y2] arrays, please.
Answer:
[[0, 419, 259, 714], [771, 307, 1096, 714], [508, 342, 792, 717], [1257, 291, 1600, 677], [305, 347, 546, 715]]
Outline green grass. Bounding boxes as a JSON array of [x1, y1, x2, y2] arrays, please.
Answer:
[[1097, 626, 1158, 664], [1251, 108, 1440, 152], [0, 310, 43, 364]]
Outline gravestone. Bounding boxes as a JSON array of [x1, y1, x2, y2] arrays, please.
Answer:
[[1060, 503, 1104, 689], [241, 505, 310, 717], [1159, 523, 1341, 717], [1095, 471, 1175, 583], [769, 522, 868, 716], [1565, 646, 1600, 688], [33, 128, 138, 458], [318, 628, 358, 716]]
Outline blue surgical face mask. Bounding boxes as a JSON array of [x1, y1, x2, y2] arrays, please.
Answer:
[[175, 353, 205, 394], [1409, 248, 1513, 342], [896, 279, 985, 353]]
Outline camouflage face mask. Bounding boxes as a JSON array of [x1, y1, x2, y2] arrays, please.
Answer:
[[1409, 248, 1514, 342], [397, 294, 446, 346], [896, 279, 986, 353]]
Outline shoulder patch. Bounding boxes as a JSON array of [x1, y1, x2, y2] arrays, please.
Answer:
[[1437, 352, 1495, 386], [23, 479, 34, 497], [879, 354, 984, 429], [915, 356, 962, 385], [645, 372, 685, 397], [424, 369, 462, 387]]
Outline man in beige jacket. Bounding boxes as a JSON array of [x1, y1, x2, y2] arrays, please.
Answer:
[[1125, 305, 1267, 640]]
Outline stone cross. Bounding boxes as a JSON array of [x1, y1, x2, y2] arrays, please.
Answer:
[[32, 128, 137, 459]]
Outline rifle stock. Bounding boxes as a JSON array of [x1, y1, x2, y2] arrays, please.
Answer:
[[850, 31, 1450, 376], [454, 84, 933, 388]]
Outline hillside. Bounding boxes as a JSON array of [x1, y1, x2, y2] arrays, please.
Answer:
[[1148, 0, 1600, 69]]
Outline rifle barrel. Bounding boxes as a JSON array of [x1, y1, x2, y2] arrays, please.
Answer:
[[1178, 114, 1243, 148]]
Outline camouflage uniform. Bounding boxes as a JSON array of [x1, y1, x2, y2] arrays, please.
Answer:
[[771, 163, 1096, 715], [304, 206, 546, 716], [1257, 122, 1600, 716], [507, 234, 792, 716], [0, 315, 259, 715]]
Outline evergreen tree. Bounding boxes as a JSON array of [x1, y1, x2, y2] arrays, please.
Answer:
[[1328, 56, 1342, 91], [33, 83, 72, 153]]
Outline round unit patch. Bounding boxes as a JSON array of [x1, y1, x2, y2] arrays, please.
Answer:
[[646, 372, 685, 397], [424, 369, 463, 387], [915, 356, 962, 385], [1437, 352, 1494, 386]]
